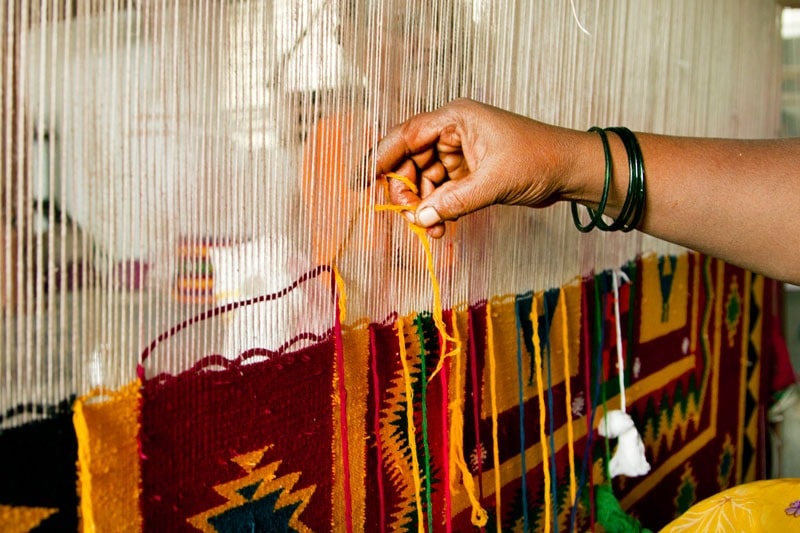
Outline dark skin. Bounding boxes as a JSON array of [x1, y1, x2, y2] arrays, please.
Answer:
[[373, 98, 800, 285]]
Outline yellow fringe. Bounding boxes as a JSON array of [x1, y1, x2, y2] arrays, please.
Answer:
[[561, 291, 578, 505], [333, 266, 348, 323], [447, 311, 488, 526], [396, 316, 426, 533], [531, 295, 552, 533], [486, 300, 503, 532], [378, 173, 484, 527], [374, 176, 460, 383]]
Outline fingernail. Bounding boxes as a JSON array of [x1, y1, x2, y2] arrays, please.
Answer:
[[403, 211, 415, 224], [416, 207, 441, 227]]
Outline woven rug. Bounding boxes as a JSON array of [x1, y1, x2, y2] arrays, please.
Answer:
[[0, 252, 787, 531]]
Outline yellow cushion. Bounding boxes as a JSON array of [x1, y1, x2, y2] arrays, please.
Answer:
[[661, 479, 800, 532]]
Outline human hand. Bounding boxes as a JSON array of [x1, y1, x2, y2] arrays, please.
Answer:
[[373, 99, 590, 237]]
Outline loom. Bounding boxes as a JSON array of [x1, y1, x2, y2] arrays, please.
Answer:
[[0, 1, 788, 531]]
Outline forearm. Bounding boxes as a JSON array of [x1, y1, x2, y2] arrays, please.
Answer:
[[565, 131, 800, 284]]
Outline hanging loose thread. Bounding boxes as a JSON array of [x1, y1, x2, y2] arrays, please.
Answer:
[[542, 294, 560, 533], [448, 312, 489, 527], [514, 300, 530, 532], [375, 173, 461, 382], [560, 290, 578, 505], [486, 300, 503, 533], [531, 296, 553, 533], [377, 172, 488, 527], [597, 271, 650, 479]]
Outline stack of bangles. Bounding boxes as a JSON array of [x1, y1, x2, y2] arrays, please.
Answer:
[[570, 126, 646, 233]]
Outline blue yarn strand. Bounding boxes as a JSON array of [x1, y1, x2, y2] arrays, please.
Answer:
[[568, 275, 606, 532]]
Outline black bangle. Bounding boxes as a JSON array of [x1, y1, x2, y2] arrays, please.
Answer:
[[571, 127, 612, 233], [571, 126, 646, 233]]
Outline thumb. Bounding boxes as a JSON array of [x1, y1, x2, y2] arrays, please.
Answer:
[[414, 173, 495, 228]]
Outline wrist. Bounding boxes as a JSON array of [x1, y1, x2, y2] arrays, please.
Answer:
[[562, 128, 629, 217]]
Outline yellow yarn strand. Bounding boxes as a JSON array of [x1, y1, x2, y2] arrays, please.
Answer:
[[396, 316, 426, 533], [531, 296, 552, 533], [333, 266, 348, 323], [486, 300, 503, 533], [560, 291, 578, 505], [376, 173, 460, 383], [379, 172, 486, 526], [447, 311, 488, 526], [383, 171, 419, 194]]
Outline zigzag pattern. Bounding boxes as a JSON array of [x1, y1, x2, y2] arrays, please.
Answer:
[[378, 314, 442, 531], [634, 374, 703, 461]]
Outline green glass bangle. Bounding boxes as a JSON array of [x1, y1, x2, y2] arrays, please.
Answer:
[[596, 127, 634, 231], [604, 127, 645, 232], [571, 127, 612, 233]]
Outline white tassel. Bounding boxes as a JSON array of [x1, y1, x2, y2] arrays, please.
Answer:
[[598, 409, 651, 478], [597, 271, 650, 479]]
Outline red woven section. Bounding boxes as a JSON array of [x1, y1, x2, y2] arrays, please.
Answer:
[[140, 339, 335, 532]]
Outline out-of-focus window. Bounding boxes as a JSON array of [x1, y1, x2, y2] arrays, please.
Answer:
[[782, 8, 800, 136]]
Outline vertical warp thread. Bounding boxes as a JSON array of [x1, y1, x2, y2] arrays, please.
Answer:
[[467, 311, 485, 502], [595, 276, 612, 482], [611, 272, 626, 412], [570, 282, 598, 532]]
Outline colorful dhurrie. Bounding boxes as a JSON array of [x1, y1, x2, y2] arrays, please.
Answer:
[[132, 252, 783, 531], [613, 255, 771, 527], [355, 283, 592, 531]]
